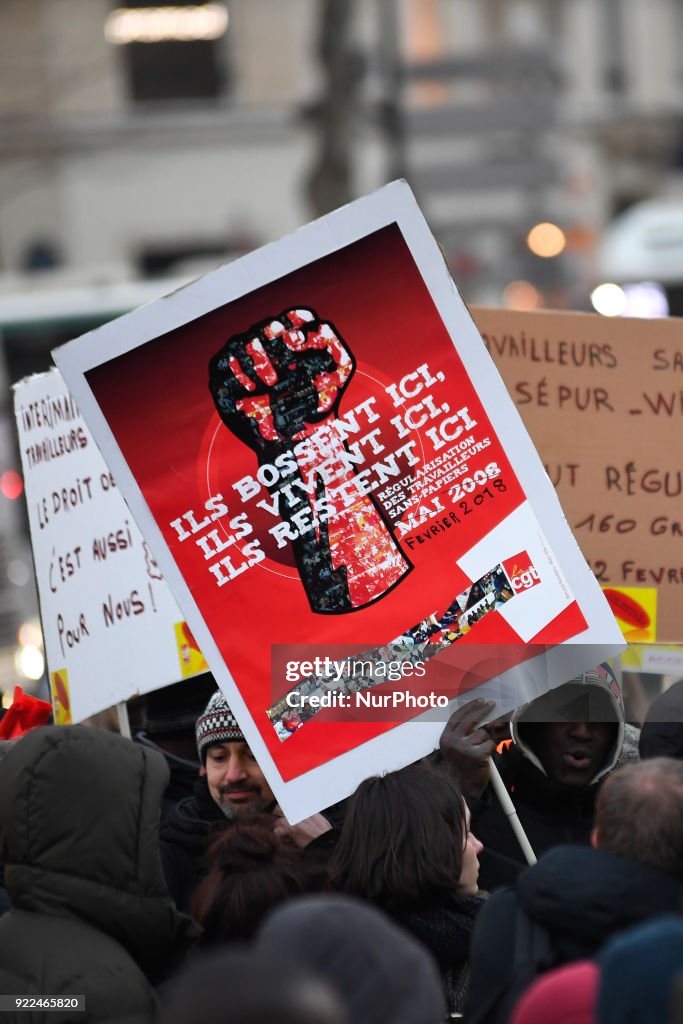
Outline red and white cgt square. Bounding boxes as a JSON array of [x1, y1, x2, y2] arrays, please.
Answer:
[[503, 551, 541, 593]]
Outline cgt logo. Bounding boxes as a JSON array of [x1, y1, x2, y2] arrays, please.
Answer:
[[502, 551, 541, 593]]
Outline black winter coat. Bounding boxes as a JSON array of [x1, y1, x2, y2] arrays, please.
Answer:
[[639, 679, 683, 759], [464, 844, 683, 1024], [159, 776, 228, 913], [0, 726, 197, 1024], [133, 731, 201, 823], [470, 744, 599, 891]]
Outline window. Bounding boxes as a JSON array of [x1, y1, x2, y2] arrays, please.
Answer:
[[107, 1, 231, 103]]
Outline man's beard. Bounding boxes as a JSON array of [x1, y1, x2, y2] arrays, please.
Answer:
[[216, 789, 270, 820]]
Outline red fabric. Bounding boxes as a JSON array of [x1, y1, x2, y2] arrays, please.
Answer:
[[510, 961, 599, 1024], [0, 685, 51, 739]]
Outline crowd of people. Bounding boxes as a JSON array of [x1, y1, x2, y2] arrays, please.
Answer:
[[0, 667, 682, 1023]]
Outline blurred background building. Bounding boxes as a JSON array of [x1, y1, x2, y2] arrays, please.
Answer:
[[1, 0, 683, 697]]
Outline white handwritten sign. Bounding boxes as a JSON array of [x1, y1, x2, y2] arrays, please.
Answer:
[[13, 369, 207, 723]]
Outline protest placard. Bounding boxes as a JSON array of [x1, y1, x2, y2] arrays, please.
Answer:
[[622, 645, 683, 675], [53, 181, 624, 821], [471, 306, 683, 644], [13, 369, 208, 723]]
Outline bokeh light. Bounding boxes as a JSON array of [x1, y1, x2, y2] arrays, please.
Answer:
[[7, 560, 30, 586], [15, 644, 45, 681], [502, 280, 542, 311], [0, 470, 23, 500], [622, 282, 669, 318], [18, 621, 43, 647], [591, 282, 627, 317], [527, 222, 567, 259]]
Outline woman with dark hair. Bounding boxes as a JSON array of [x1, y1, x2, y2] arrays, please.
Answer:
[[329, 762, 484, 1017], [192, 814, 327, 943]]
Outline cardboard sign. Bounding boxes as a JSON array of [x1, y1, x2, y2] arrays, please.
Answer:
[[53, 182, 623, 820], [13, 369, 208, 723], [471, 306, 683, 643], [622, 645, 683, 675]]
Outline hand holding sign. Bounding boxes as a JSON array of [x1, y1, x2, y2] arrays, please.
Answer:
[[439, 698, 498, 798]]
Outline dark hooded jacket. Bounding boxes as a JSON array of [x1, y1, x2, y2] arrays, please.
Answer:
[[0, 726, 197, 1024], [639, 679, 683, 760], [471, 668, 625, 891], [465, 844, 683, 1024], [0, 738, 16, 918], [159, 775, 228, 913], [133, 731, 200, 822]]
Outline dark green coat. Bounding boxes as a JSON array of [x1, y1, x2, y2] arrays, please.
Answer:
[[0, 726, 197, 1024]]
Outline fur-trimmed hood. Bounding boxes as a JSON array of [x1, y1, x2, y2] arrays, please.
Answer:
[[511, 664, 625, 785]]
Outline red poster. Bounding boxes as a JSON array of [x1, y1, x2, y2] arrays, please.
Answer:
[[55, 184, 623, 820]]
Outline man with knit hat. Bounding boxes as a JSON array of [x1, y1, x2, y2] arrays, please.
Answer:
[[196, 689, 276, 816], [160, 688, 275, 912]]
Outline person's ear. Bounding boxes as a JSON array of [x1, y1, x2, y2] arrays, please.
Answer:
[[590, 826, 599, 848], [199, 765, 207, 777]]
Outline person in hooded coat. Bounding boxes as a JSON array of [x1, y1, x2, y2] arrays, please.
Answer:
[[439, 665, 626, 891], [639, 678, 683, 760], [0, 725, 197, 1024], [0, 738, 16, 918]]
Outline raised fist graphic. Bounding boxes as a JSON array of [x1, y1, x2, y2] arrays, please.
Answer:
[[209, 307, 411, 615], [209, 307, 354, 449]]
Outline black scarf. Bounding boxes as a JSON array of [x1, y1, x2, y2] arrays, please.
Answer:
[[393, 895, 484, 967]]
